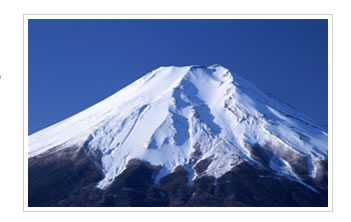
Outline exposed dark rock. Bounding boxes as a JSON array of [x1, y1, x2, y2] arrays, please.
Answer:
[[246, 143, 274, 167], [184, 176, 221, 207], [189, 142, 202, 164], [157, 166, 193, 206], [101, 159, 167, 207], [193, 158, 212, 175], [247, 143, 320, 186], [215, 162, 327, 207], [311, 159, 328, 192], [28, 147, 328, 207], [28, 145, 104, 207]]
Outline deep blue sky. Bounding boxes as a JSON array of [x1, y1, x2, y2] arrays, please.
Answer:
[[29, 19, 328, 135]]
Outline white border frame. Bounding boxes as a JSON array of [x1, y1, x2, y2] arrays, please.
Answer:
[[23, 14, 333, 212]]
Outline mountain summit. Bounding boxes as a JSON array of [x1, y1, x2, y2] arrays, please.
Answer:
[[28, 65, 328, 207]]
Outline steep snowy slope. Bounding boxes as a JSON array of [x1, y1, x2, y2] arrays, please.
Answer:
[[29, 65, 328, 190]]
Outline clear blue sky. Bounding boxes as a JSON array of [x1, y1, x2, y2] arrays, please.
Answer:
[[28, 19, 328, 135]]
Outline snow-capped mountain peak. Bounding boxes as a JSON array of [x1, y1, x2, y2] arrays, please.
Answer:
[[29, 65, 327, 190]]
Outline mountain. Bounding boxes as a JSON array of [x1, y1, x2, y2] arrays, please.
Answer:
[[28, 65, 328, 207]]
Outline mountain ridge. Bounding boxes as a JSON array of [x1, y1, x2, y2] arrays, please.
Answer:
[[29, 65, 328, 194]]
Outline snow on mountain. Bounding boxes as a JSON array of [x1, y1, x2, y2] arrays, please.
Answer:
[[29, 65, 328, 190]]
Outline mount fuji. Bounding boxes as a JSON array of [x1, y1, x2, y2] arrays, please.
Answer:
[[28, 65, 328, 207]]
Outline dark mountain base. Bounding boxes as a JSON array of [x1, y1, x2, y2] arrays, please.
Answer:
[[28, 146, 104, 207], [28, 147, 328, 207]]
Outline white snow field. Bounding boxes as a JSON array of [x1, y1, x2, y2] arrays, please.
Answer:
[[29, 65, 328, 189]]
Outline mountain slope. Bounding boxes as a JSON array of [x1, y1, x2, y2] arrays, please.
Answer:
[[28, 65, 328, 207]]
